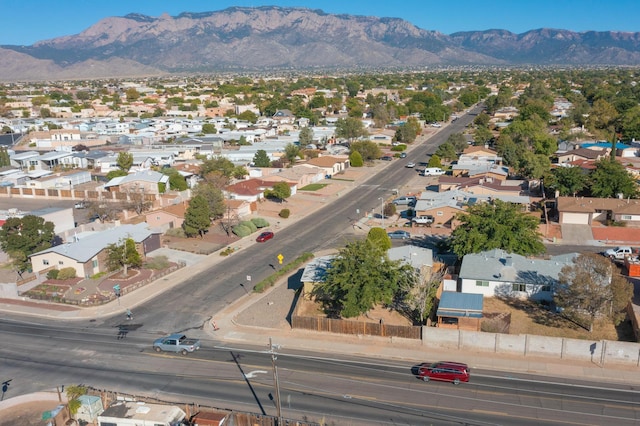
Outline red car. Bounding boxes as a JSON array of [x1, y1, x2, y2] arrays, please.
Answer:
[[418, 361, 470, 385], [256, 231, 274, 242]]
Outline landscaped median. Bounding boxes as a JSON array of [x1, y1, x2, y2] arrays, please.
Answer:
[[252, 252, 314, 293]]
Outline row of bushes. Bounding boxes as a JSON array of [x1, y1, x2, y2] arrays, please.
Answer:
[[232, 217, 270, 237], [253, 252, 314, 293], [47, 267, 77, 280]]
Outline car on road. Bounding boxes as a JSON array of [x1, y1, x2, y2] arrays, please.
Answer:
[[405, 162, 416, 168], [387, 230, 411, 240], [418, 361, 469, 385], [256, 231, 274, 242], [380, 156, 393, 161], [153, 333, 201, 355], [392, 196, 416, 205]]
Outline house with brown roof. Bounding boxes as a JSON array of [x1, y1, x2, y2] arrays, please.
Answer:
[[556, 147, 608, 165], [299, 155, 349, 177], [438, 176, 527, 197], [225, 178, 297, 202], [145, 203, 186, 230], [557, 196, 640, 226]]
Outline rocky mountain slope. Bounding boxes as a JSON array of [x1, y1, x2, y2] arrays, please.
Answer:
[[2, 6, 639, 80]]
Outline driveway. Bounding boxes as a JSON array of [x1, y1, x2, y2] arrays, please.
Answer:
[[560, 224, 595, 245], [149, 247, 206, 266]]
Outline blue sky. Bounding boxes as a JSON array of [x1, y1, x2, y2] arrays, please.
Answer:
[[3, 0, 639, 46]]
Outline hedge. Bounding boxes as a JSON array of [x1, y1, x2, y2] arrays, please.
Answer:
[[232, 224, 252, 237], [251, 217, 270, 228], [253, 252, 315, 293]]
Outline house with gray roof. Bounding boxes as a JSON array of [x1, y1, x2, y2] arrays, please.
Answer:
[[300, 255, 336, 299], [458, 249, 578, 301], [29, 223, 161, 279]]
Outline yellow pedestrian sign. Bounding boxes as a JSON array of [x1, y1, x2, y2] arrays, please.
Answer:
[[277, 253, 284, 265]]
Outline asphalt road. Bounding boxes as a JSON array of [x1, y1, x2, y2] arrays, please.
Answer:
[[8, 105, 637, 424], [1, 319, 639, 425]]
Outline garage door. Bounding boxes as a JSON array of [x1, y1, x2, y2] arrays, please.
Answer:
[[562, 212, 590, 225]]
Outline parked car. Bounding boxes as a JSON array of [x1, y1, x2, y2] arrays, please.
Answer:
[[256, 231, 274, 242], [74, 201, 86, 209], [413, 215, 434, 225], [399, 152, 407, 158], [380, 156, 393, 161], [405, 162, 416, 168], [392, 196, 417, 205], [603, 246, 635, 260], [418, 361, 470, 385], [387, 230, 411, 240]]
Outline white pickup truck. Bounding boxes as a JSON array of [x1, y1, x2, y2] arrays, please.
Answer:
[[603, 246, 635, 260], [153, 333, 201, 355], [413, 215, 434, 226]]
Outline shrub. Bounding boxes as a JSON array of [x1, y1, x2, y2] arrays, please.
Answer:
[[279, 208, 290, 218], [391, 144, 407, 152], [145, 255, 170, 270], [349, 150, 364, 167], [383, 202, 397, 217], [220, 247, 235, 256], [57, 267, 77, 280], [232, 224, 252, 237], [239, 220, 258, 233], [47, 269, 59, 279], [253, 252, 314, 293], [251, 217, 270, 228], [165, 227, 187, 238]]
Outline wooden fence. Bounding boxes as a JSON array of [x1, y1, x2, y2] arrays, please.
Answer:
[[291, 298, 422, 339]]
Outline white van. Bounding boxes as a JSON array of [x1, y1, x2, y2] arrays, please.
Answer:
[[421, 167, 445, 176]]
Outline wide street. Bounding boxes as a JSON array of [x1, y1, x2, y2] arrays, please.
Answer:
[[2, 319, 640, 425], [3, 105, 640, 424]]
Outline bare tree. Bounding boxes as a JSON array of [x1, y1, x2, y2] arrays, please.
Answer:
[[399, 263, 446, 325], [219, 202, 240, 237], [124, 188, 154, 215], [555, 253, 631, 332]]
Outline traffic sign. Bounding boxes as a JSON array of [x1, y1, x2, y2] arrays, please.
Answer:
[[277, 253, 284, 265]]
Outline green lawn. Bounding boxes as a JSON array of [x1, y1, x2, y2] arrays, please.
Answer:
[[299, 183, 329, 191]]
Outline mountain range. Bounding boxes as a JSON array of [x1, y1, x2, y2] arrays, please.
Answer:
[[2, 6, 640, 81]]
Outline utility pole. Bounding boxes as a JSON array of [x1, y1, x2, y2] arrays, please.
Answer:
[[269, 337, 282, 424]]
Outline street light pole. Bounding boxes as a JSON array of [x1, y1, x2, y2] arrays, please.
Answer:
[[378, 197, 384, 228], [269, 337, 282, 424]]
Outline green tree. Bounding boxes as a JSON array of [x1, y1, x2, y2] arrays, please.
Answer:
[[192, 183, 226, 219], [427, 154, 442, 168], [105, 237, 142, 275], [183, 195, 211, 238], [298, 126, 314, 147], [473, 126, 493, 145], [313, 239, 415, 318], [350, 140, 381, 161], [202, 123, 217, 134], [284, 143, 300, 166], [446, 132, 469, 153], [517, 151, 551, 180], [345, 79, 361, 97], [367, 227, 392, 251], [590, 158, 637, 198], [556, 253, 633, 332], [162, 168, 188, 191], [200, 156, 236, 181], [548, 166, 588, 196], [349, 150, 364, 167], [116, 152, 134, 172], [0, 147, 10, 167], [237, 110, 258, 123], [264, 181, 291, 202], [66, 385, 87, 416], [106, 169, 128, 180], [0, 215, 55, 272], [395, 122, 417, 144], [125, 88, 140, 102], [335, 117, 367, 141], [252, 149, 271, 167], [434, 142, 457, 162], [451, 200, 545, 257]]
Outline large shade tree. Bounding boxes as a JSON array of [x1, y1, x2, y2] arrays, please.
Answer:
[[0, 215, 55, 272], [590, 158, 637, 199], [183, 195, 212, 238], [451, 200, 545, 257], [313, 239, 415, 318]]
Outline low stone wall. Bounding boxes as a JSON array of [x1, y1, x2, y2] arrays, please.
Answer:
[[423, 326, 640, 366]]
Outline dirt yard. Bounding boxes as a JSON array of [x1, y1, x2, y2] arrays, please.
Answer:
[[482, 297, 628, 341], [296, 298, 414, 326]]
